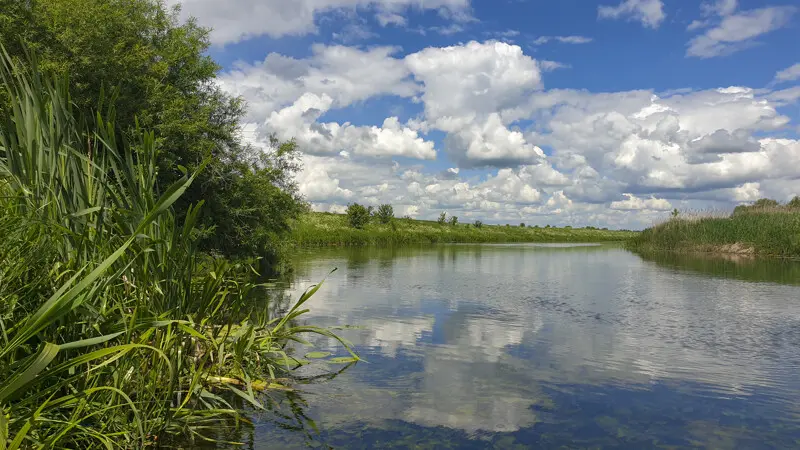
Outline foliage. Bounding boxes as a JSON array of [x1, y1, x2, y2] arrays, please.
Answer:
[[474, 220, 483, 229], [437, 212, 447, 225], [789, 196, 800, 209], [520, 223, 525, 227], [0, 50, 355, 448], [291, 212, 638, 247], [0, 0, 306, 265], [449, 216, 459, 226], [346, 203, 372, 229], [671, 208, 679, 218], [376, 204, 394, 224]]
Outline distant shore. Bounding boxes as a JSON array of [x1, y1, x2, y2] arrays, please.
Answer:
[[290, 212, 638, 247]]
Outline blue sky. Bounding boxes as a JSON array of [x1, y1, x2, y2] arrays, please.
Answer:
[[171, 0, 800, 229]]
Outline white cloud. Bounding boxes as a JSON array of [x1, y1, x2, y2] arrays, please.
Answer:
[[168, 0, 470, 45], [774, 63, 800, 84], [376, 12, 407, 27], [539, 60, 570, 72], [701, 0, 738, 17], [610, 194, 672, 211], [598, 0, 666, 29], [687, 6, 796, 58], [533, 35, 593, 45], [265, 93, 436, 160]]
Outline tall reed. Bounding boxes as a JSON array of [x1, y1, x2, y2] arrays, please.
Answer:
[[0, 47, 356, 448]]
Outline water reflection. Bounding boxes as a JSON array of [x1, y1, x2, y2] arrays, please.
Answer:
[[248, 244, 800, 448]]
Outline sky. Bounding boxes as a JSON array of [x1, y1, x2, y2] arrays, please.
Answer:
[[169, 0, 800, 229]]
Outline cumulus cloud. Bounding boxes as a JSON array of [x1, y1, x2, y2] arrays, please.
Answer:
[[168, 0, 470, 45], [610, 194, 672, 211], [598, 0, 665, 29], [687, 6, 796, 58]]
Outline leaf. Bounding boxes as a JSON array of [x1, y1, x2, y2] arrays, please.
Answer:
[[304, 352, 331, 359], [327, 356, 359, 364]]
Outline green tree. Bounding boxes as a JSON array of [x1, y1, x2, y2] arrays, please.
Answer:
[[449, 216, 458, 226], [437, 212, 447, 225], [788, 196, 800, 208], [753, 198, 780, 209], [473, 220, 483, 229], [376, 204, 394, 224], [0, 0, 306, 264], [520, 222, 525, 227], [671, 208, 680, 218], [346, 203, 371, 229]]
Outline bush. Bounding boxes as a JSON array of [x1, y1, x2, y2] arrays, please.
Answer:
[[520, 222, 525, 227], [449, 216, 459, 226], [347, 203, 371, 229], [474, 220, 483, 229], [788, 196, 800, 208], [376, 204, 394, 224], [438, 212, 447, 225]]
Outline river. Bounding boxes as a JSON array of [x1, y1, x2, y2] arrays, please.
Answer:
[[225, 243, 800, 449]]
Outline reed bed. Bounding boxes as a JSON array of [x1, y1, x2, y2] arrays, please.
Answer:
[[627, 208, 800, 257], [0, 50, 355, 448]]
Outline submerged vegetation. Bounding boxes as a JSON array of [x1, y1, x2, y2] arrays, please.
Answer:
[[292, 212, 637, 247], [0, 47, 355, 448], [628, 199, 800, 257]]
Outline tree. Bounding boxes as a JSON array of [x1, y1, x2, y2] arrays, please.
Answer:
[[473, 220, 483, 229], [376, 204, 394, 224], [437, 212, 447, 225], [346, 203, 371, 229], [788, 196, 800, 208], [671, 208, 680, 218], [0, 0, 307, 265], [520, 222, 525, 227], [449, 216, 458, 226], [753, 198, 779, 209]]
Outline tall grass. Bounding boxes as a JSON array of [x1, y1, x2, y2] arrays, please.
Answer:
[[0, 48, 356, 448], [627, 210, 800, 257], [292, 212, 638, 247]]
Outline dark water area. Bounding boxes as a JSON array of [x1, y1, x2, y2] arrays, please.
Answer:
[[215, 244, 800, 449]]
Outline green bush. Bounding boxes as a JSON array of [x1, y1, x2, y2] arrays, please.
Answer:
[[347, 203, 371, 229], [474, 220, 483, 229], [437, 212, 447, 225], [449, 216, 459, 226], [376, 204, 394, 224], [520, 222, 525, 227]]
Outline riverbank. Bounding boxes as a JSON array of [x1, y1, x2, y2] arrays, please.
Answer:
[[626, 210, 800, 257], [291, 212, 638, 247]]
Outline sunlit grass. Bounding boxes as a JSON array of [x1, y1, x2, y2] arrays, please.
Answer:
[[627, 209, 800, 257], [292, 212, 638, 247]]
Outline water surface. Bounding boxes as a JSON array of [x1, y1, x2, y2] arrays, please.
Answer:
[[243, 244, 800, 448]]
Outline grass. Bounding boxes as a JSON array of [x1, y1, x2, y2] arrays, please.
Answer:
[[627, 208, 800, 257], [291, 212, 638, 247], [0, 49, 355, 448]]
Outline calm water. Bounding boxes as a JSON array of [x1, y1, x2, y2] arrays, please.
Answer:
[[233, 244, 800, 449]]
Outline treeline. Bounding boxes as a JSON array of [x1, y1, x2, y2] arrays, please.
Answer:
[[344, 202, 612, 231], [732, 197, 800, 216], [0, 0, 307, 272]]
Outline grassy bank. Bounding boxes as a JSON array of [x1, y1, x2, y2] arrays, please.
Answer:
[[627, 210, 800, 257], [291, 212, 638, 247]]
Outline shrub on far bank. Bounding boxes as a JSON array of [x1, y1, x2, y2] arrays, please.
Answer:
[[449, 216, 459, 226], [438, 212, 447, 225], [474, 220, 483, 229], [376, 204, 394, 224], [347, 203, 371, 229]]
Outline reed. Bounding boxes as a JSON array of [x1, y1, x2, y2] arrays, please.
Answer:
[[0, 48, 355, 448], [627, 209, 800, 257]]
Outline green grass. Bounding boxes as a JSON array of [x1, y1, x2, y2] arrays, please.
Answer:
[[0, 48, 355, 448], [291, 212, 638, 247], [627, 210, 800, 257]]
